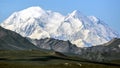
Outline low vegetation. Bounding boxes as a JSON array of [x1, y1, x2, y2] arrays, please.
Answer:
[[0, 50, 119, 68]]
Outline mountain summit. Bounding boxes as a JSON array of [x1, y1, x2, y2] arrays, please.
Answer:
[[1, 6, 119, 47]]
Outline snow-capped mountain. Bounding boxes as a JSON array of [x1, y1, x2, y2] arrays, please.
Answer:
[[1, 6, 119, 47]]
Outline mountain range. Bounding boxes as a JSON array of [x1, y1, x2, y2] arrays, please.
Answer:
[[1, 6, 119, 47], [0, 6, 120, 68], [0, 25, 120, 62], [29, 37, 120, 62]]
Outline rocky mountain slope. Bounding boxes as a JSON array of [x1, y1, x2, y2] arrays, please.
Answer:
[[29, 38, 81, 54], [80, 38, 120, 62], [0, 26, 39, 50], [29, 37, 120, 62]]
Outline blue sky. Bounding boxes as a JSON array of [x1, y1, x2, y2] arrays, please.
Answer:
[[0, 0, 120, 33]]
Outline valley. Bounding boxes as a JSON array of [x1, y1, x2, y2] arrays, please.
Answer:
[[0, 50, 120, 68]]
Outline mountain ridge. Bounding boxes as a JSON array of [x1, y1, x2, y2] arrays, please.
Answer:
[[28, 37, 120, 62], [0, 26, 39, 50], [0, 25, 120, 62], [1, 6, 119, 47]]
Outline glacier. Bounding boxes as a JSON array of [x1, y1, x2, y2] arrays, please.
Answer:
[[1, 6, 119, 47]]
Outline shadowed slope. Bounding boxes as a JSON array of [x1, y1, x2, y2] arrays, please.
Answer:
[[0, 26, 39, 50]]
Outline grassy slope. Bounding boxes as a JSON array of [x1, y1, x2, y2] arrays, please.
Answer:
[[0, 50, 120, 68], [0, 26, 39, 50]]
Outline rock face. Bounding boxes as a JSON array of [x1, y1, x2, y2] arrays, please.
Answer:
[[0, 26, 39, 50], [1, 6, 119, 47], [80, 38, 120, 62], [29, 37, 120, 62], [30, 38, 81, 53]]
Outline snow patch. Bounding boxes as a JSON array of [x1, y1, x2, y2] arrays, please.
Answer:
[[119, 45, 120, 48]]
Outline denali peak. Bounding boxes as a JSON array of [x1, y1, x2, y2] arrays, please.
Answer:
[[1, 6, 119, 47]]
